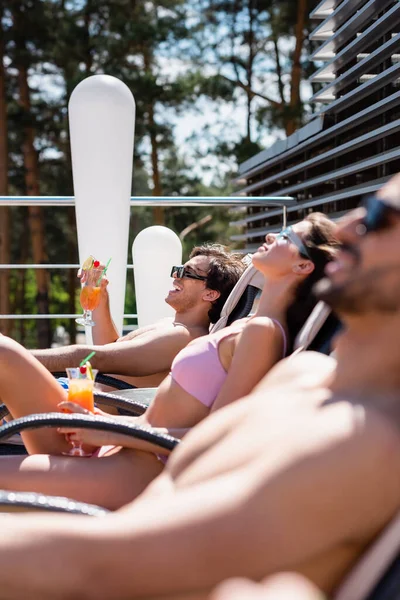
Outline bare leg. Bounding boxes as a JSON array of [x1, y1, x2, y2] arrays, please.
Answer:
[[0, 448, 163, 510], [0, 336, 72, 454]]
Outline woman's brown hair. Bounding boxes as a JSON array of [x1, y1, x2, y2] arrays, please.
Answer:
[[285, 212, 339, 351]]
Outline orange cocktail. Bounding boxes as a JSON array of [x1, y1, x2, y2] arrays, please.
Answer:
[[76, 265, 104, 328], [62, 366, 97, 457], [80, 286, 101, 312], [68, 378, 95, 412]]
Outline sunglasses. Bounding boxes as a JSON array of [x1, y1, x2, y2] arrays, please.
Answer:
[[170, 265, 208, 281], [360, 193, 400, 233], [276, 226, 312, 260]]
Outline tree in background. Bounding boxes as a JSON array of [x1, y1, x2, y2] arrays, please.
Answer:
[[185, 0, 318, 166], [0, 0, 316, 347]]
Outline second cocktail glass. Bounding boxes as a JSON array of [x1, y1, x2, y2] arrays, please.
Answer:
[[62, 367, 98, 457], [76, 267, 104, 327]]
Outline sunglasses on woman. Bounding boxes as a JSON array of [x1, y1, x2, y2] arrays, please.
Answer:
[[276, 226, 312, 260], [170, 265, 208, 281], [360, 193, 400, 233]]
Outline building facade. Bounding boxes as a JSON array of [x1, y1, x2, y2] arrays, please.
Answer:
[[233, 0, 400, 251]]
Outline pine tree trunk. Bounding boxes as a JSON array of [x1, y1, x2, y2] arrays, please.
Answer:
[[0, 15, 10, 335], [17, 63, 51, 348], [286, 0, 307, 136]]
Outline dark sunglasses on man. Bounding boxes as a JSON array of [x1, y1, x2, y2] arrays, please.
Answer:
[[360, 193, 400, 233], [170, 265, 208, 281]]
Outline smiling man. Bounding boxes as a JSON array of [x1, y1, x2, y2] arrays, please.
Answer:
[[31, 244, 245, 387]]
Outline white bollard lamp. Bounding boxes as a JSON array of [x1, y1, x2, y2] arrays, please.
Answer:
[[69, 74, 135, 338], [132, 226, 182, 327]]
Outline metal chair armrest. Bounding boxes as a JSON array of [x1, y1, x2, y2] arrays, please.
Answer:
[[93, 391, 149, 415], [0, 489, 109, 516], [0, 413, 180, 452], [52, 371, 135, 390]]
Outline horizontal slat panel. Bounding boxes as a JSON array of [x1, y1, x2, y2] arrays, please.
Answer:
[[310, 2, 400, 83], [321, 60, 400, 113], [237, 90, 400, 182], [310, 0, 365, 40], [310, 0, 342, 20], [312, 31, 400, 102], [239, 147, 400, 199], [238, 118, 324, 176], [235, 117, 400, 196], [230, 179, 389, 230], [311, 0, 394, 61]]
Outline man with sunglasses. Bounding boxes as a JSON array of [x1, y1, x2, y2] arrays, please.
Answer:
[[31, 244, 245, 386], [1, 177, 400, 600]]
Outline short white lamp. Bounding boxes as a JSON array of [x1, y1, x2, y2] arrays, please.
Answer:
[[69, 74, 135, 339], [132, 226, 182, 327]]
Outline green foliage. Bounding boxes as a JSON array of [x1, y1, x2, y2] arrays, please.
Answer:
[[1, 0, 314, 345]]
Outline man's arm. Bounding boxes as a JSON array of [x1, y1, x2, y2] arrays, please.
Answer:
[[32, 325, 193, 376], [0, 408, 399, 599], [90, 280, 120, 344]]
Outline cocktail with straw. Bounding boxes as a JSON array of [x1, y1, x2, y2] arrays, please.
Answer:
[[76, 257, 111, 327], [62, 351, 98, 457]]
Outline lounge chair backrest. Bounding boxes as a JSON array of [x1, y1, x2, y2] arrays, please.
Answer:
[[293, 301, 342, 355], [210, 259, 264, 333], [334, 511, 400, 600]]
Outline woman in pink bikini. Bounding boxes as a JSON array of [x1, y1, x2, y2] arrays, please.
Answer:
[[0, 213, 338, 509]]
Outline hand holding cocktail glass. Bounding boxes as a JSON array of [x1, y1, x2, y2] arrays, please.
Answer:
[[61, 352, 98, 457], [76, 256, 111, 327]]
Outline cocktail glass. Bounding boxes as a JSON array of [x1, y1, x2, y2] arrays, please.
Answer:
[[62, 367, 98, 457], [76, 267, 104, 327]]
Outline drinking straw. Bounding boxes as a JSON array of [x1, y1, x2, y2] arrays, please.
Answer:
[[97, 257, 112, 286], [79, 351, 96, 367]]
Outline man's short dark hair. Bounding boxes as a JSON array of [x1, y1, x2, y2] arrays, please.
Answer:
[[189, 244, 245, 323]]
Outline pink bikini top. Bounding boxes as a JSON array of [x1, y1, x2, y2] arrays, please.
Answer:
[[170, 319, 287, 408]]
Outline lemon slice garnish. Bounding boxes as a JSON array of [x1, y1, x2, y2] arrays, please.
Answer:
[[86, 361, 94, 381], [82, 255, 95, 270]]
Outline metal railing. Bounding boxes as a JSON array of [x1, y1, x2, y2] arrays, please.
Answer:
[[0, 195, 295, 322]]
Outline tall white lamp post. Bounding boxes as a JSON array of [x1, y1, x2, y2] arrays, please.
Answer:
[[132, 226, 182, 327], [69, 74, 135, 339]]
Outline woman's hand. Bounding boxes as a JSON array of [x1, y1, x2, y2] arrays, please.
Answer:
[[57, 401, 114, 451]]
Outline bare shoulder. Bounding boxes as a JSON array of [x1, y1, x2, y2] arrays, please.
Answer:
[[245, 316, 281, 332], [255, 351, 336, 392], [119, 319, 193, 347], [118, 318, 175, 341]]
